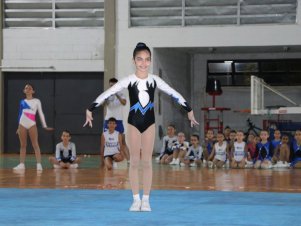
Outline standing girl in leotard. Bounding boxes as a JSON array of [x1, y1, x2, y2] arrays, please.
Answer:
[[14, 84, 53, 171], [84, 42, 198, 212]]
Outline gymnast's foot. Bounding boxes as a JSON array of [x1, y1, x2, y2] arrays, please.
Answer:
[[129, 199, 141, 212], [13, 163, 25, 170]]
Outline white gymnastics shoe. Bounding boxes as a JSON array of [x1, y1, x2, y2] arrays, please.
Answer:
[[129, 199, 141, 212], [141, 200, 151, 212]]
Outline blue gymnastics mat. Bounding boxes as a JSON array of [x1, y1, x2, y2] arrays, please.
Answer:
[[0, 188, 299, 226]]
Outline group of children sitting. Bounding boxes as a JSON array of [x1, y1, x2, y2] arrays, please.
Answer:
[[49, 119, 301, 170], [155, 124, 301, 169], [49, 117, 124, 170]]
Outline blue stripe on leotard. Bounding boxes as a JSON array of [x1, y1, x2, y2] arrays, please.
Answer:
[[18, 100, 31, 122], [130, 102, 154, 116]]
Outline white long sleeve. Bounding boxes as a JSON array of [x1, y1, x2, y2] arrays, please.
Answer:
[[36, 99, 47, 128]]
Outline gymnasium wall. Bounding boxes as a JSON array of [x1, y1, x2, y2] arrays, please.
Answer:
[[2, 29, 104, 71]]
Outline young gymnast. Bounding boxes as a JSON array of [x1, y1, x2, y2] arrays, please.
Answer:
[[49, 130, 81, 169], [83, 42, 198, 211], [246, 133, 257, 168], [223, 126, 231, 142], [170, 132, 189, 166], [101, 117, 124, 170], [290, 130, 301, 168], [230, 130, 247, 169], [227, 129, 236, 166], [103, 78, 130, 162], [14, 84, 53, 171], [169, 132, 189, 165], [270, 130, 281, 165], [208, 132, 229, 168], [182, 134, 204, 167], [156, 124, 177, 163], [271, 129, 281, 149], [254, 130, 274, 169], [203, 129, 215, 165], [228, 130, 237, 145], [272, 134, 290, 168]]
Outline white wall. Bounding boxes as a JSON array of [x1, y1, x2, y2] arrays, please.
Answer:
[[2, 28, 104, 71]]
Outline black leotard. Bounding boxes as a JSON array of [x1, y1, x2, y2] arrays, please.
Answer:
[[88, 74, 192, 133]]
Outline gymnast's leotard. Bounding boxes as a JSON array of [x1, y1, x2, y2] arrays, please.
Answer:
[[255, 142, 273, 161], [88, 74, 192, 133], [18, 98, 47, 129]]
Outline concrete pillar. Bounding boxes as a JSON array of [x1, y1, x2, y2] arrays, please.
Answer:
[[104, 0, 116, 90], [0, 0, 4, 153]]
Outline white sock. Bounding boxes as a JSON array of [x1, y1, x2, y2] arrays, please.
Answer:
[[133, 194, 140, 201], [142, 195, 149, 201]]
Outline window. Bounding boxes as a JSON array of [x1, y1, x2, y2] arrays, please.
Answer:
[[207, 59, 301, 86], [129, 0, 297, 27], [4, 0, 104, 28]]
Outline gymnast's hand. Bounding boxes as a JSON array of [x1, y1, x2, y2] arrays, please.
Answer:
[[188, 110, 199, 127], [83, 109, 93, 128]]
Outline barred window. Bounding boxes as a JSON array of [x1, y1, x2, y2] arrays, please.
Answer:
[[4, 0, 104, 28], [129, 0, 297, 27], [208, 59, 301, 86]]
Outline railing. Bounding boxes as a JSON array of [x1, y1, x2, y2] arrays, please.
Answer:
[[4, 0, 104, 28], [129, 0, 297, 27]]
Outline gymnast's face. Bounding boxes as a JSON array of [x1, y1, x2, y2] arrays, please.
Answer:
[[61, 132, 71, 143], [248, 134, 255, 144], [177, 133, 185, 143], [190, 136, 199, 146], [229, 132, 236, 141], [281, 136, 289, 144], [236, 132, 244, 142], [206, 130, 214, 140], [23, 84, 35, 96], [295, 131, 301, 142], [108, 121, 117, 132], [274, 130, 281, 140], [260, 131, 269, 141], [216, 133, 224, 143], [167, 126, 176, 137], [133, 50, 151, 75]]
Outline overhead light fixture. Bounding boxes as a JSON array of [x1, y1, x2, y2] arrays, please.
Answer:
[[224, 61, 233, 64]]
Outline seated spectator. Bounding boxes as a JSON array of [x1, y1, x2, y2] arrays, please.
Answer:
[[49, 130, 81, 169]]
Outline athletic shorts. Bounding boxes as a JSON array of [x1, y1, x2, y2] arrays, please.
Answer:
[[104, 154, 119, 160], [103, 120, 124, 134]]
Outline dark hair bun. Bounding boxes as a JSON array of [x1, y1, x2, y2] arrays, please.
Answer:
[[133, 42, 151, 58], [136, 42, 147, 48]]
